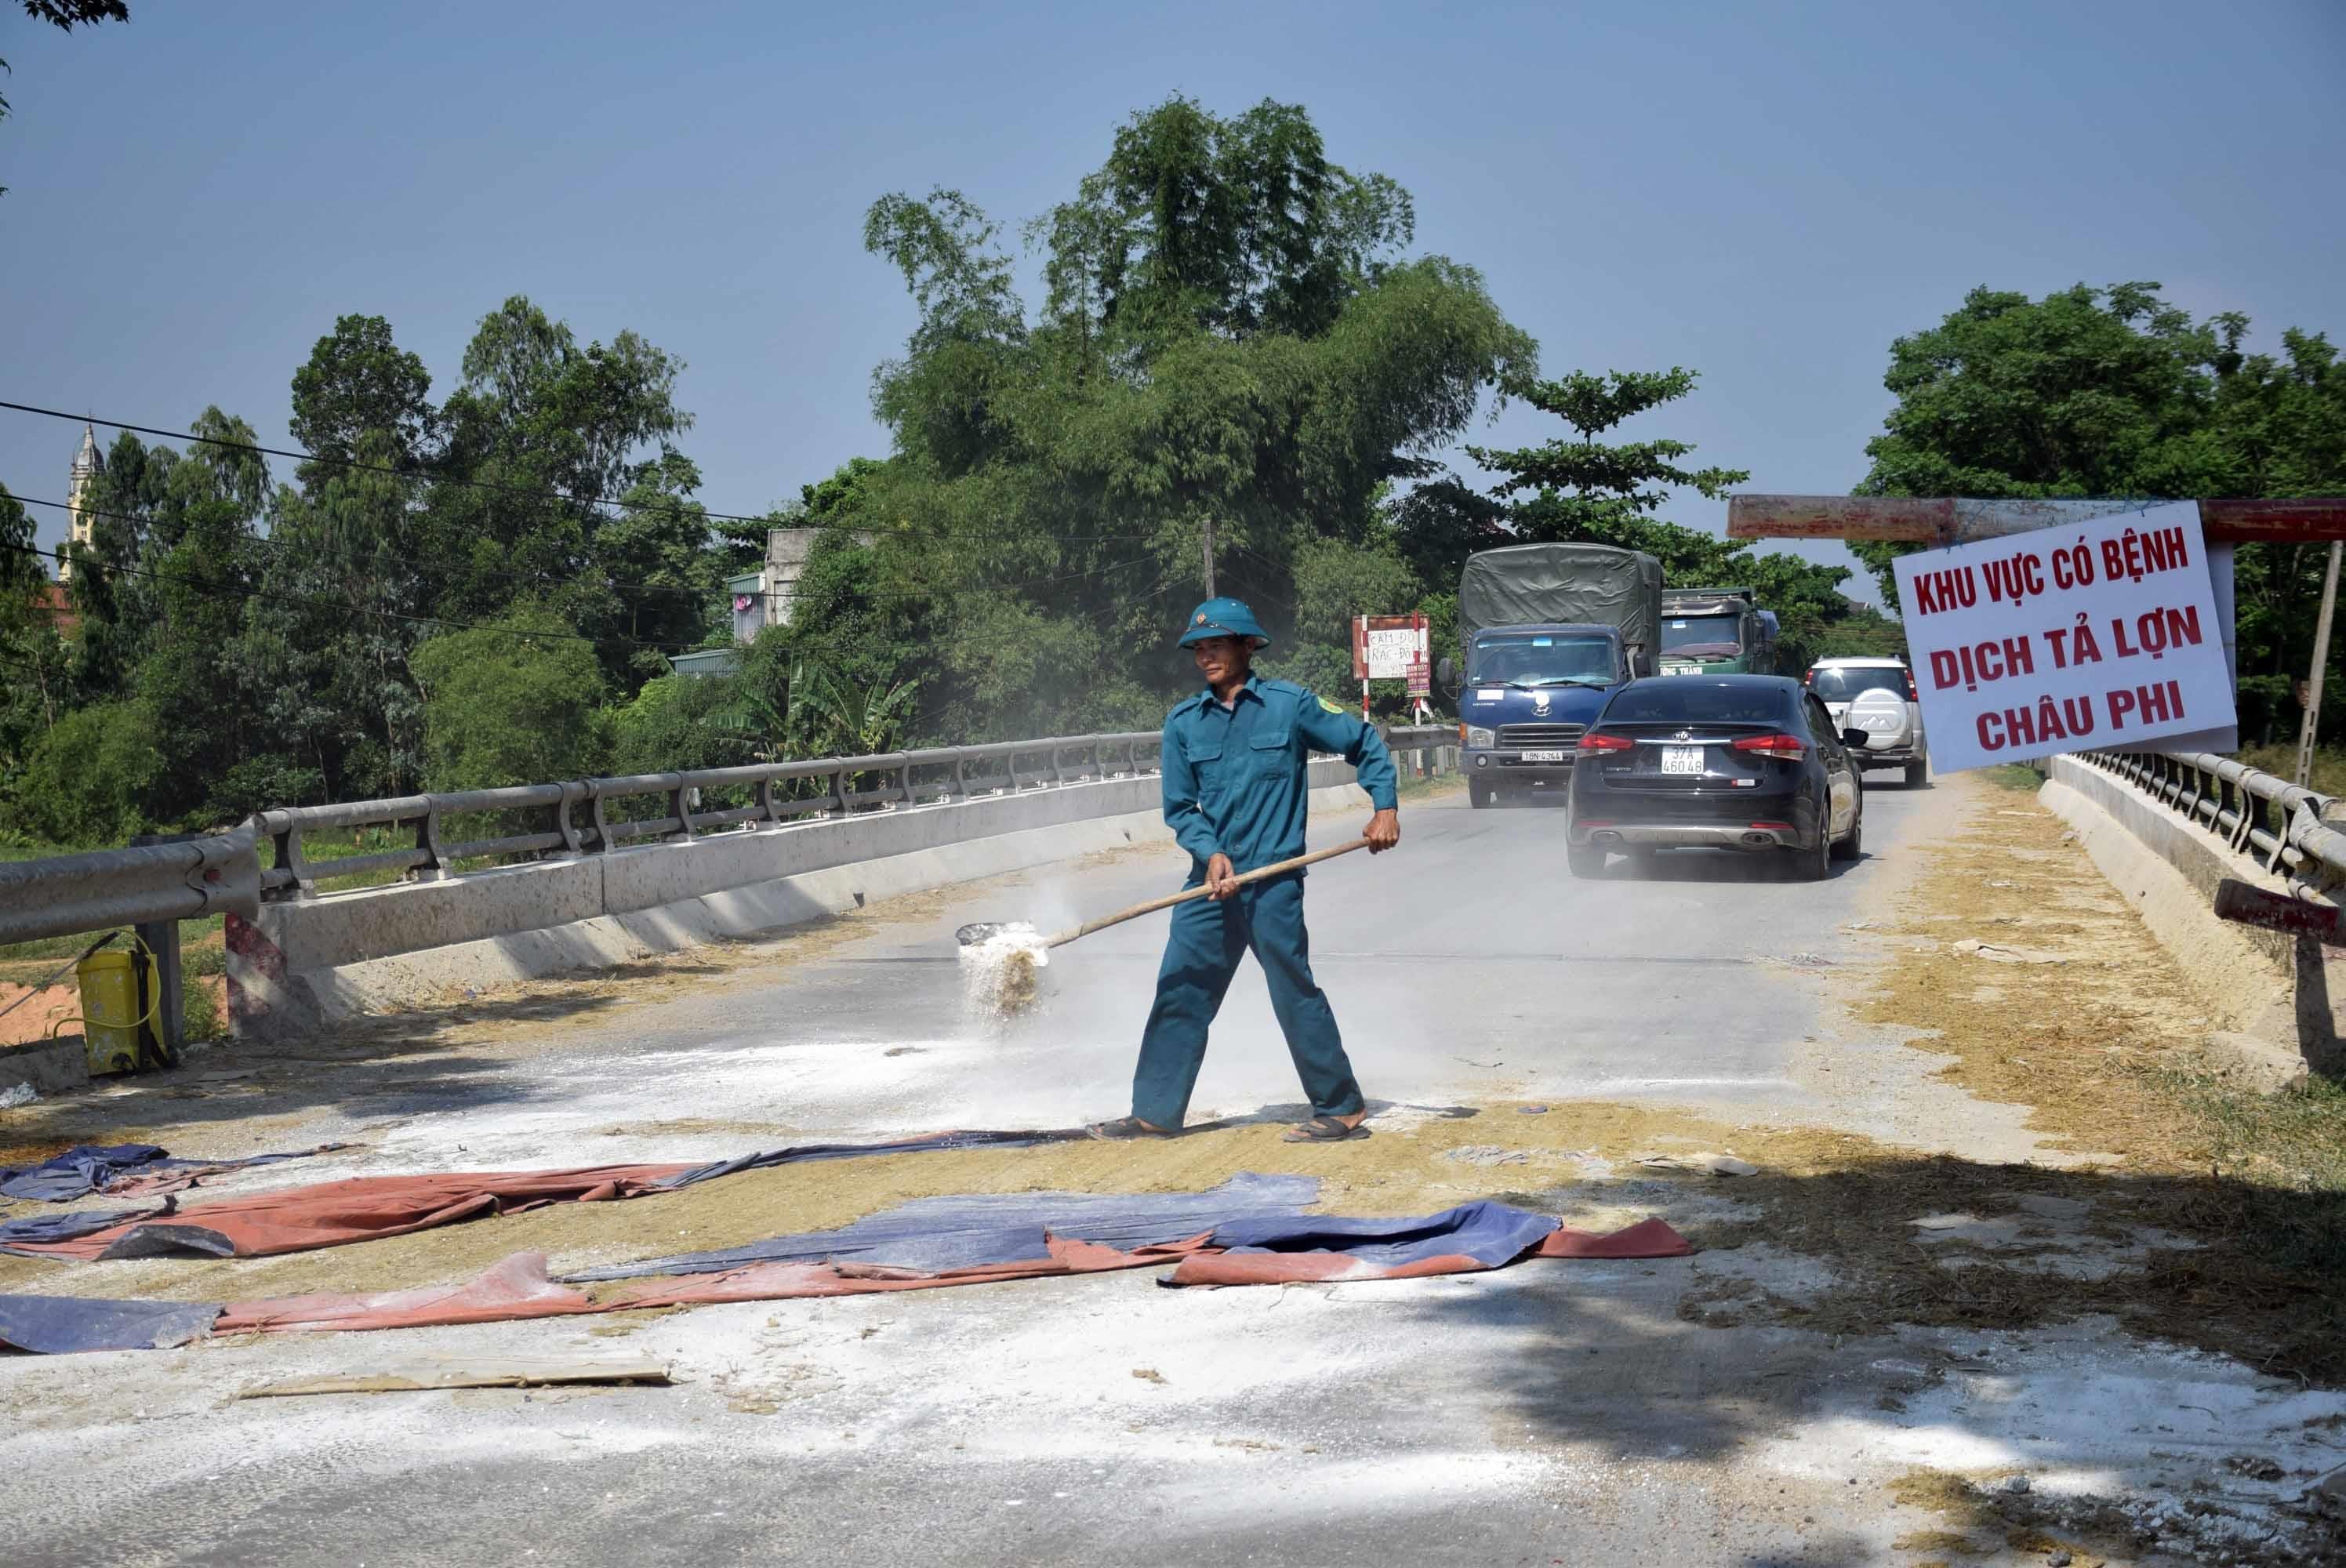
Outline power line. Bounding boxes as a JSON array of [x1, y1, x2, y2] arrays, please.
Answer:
[[10, 491, 1173, 612], [1220, 542, 1301, 615], [1, 397, 1164, 546]]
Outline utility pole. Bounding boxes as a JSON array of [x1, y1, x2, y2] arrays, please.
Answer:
[[1200, 515, 1216, 598], [2296, 540, 2341, 789]]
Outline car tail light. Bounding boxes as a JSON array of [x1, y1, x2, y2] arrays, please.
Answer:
[[1733, 732, 1808, 760], [1576, 732, 1632, 753], [1749, 821, 1794, 831], [1803, 666, 1815, 686], [1903, 669, 1919, 702]]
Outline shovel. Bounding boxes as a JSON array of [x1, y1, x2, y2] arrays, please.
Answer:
[[954, 838, 1373, 951]]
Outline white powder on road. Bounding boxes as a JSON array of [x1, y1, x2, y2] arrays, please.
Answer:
[[959, 925, 1051, 1025]]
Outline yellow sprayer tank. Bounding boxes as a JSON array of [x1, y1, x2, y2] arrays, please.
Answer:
[[76, 949, 143, 1076]]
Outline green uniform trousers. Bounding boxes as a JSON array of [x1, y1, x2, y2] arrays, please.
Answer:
[[1131, 872, 1364, 1130]]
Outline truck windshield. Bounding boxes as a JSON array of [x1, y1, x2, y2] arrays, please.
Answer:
[[1661, 614, 1743, 657], [1469, 634, 1615, 687]]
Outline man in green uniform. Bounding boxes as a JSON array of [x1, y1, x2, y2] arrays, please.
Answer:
[[1091, 597, 1400, 1144]]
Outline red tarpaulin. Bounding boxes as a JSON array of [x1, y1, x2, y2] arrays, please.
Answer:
[[212, 1214, 1694, 1337], [5, 1164, 696, 1261]]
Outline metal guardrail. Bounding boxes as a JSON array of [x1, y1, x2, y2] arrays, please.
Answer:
[[0, 724, 1457, 942], [249, 732, 1164, 898], [2079, 750, 2346, 890], [249, 724, 1459, 899], [0, 829, 263, 947]]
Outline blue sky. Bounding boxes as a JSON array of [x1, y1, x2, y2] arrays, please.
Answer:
[[4, 0, 2341, 604]]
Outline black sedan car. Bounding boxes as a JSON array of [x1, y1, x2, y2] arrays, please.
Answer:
[[1564, 675, 1867, 880]]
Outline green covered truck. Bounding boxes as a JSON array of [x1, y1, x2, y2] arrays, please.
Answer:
[[1658, 588, 1777, 675]]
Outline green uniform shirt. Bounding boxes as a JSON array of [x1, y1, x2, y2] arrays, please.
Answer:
[[1160, 676, 1398, 874]]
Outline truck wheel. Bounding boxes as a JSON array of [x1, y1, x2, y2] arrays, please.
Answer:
[[1469, 780, 1491, 810], [1567, 841, 1607, 879], [1905, 760, 1928, 788]]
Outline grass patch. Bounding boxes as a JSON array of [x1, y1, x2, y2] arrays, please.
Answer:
[[1978, 762, 2045, 793], [181, 978, 226, 1045], [1395, 771, 1468, 802]]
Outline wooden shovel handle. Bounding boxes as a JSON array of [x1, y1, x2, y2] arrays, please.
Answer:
[[1044, 838, 1373, 949]]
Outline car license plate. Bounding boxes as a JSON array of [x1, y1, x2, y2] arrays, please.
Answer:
[[1520, 749, 1566, 763], [1661, 746, 1703, 775]]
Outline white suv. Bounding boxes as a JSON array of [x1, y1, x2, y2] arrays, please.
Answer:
[[1805, 657, 1929, 786]]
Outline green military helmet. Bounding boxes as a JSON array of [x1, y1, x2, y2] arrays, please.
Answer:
[[1177, 596, 1272, 650]]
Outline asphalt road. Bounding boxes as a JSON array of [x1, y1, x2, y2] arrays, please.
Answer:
[[350, 768, 1939, 1172], [12, 769, 2335, 1566]]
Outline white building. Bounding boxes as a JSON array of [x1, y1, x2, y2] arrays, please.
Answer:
[[59, 423, 103, 581], [672, 526, 866, 677]]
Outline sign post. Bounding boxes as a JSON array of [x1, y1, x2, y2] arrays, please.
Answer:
[[1891, 501, 2237, 774], [1353, 613, 1432, 721]]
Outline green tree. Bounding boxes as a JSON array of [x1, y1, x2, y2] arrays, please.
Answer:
[[1467, 368, 1749, 546], [289, 314, 437, 477], [419, 296, 707, 681], [0, 484, 71, 808], [410, 607, 608, 790], [13, 699, 155, 845], [839, 96, 1534, 741]]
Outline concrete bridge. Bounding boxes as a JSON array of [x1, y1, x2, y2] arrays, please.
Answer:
[[2, 747, 2343, 1564]]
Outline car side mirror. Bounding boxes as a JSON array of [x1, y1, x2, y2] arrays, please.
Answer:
[[1841, 728, 1870, 750], [1436, 656, 1456, 688]]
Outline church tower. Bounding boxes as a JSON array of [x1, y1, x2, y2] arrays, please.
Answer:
[[60, 422, 102, 581]]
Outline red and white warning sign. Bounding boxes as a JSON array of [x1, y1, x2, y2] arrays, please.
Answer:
[[1353, 614, 1433, 722], [1893, 502, 2236, 775]]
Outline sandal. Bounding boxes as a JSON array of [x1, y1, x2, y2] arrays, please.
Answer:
[[1088, 1116, 1176, 1140], [1281, 1113, 1371, 1143]]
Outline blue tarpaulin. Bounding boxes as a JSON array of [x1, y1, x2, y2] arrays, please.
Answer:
[[0, 1293, 223, 1354], [0, 1144, 169, 1202], [1204, 1200, 1562, 1272], [0, 1202, 174, 1257], [566, 1173, 1322, 1282], [652, 1128, 1091, 1191]]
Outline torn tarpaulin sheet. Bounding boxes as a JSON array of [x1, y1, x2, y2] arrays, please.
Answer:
[[0, 1293, 223, 1353], [211, 1184, 1691, 1341], [216, 1234, 1196, 1336], [0, 1144, 165, 1202], [3, 1163, 700, 1262], [567, 1173, 1321, 1282], [0, 1142, 346, 1203], [1165, 1205, 1694, 1287], [7, 1131, 1098, 1263], [0, 1200, 175, 1258], [651, 1127, 1090, 1191]]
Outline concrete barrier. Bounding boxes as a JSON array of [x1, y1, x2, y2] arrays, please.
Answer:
[[230, 760, 1382, 1038], [2041, 754, 2344, 1089]]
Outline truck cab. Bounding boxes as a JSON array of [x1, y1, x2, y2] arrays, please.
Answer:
[[1659, 589, 1777, 676], [1458, 622, 1632, 809]]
